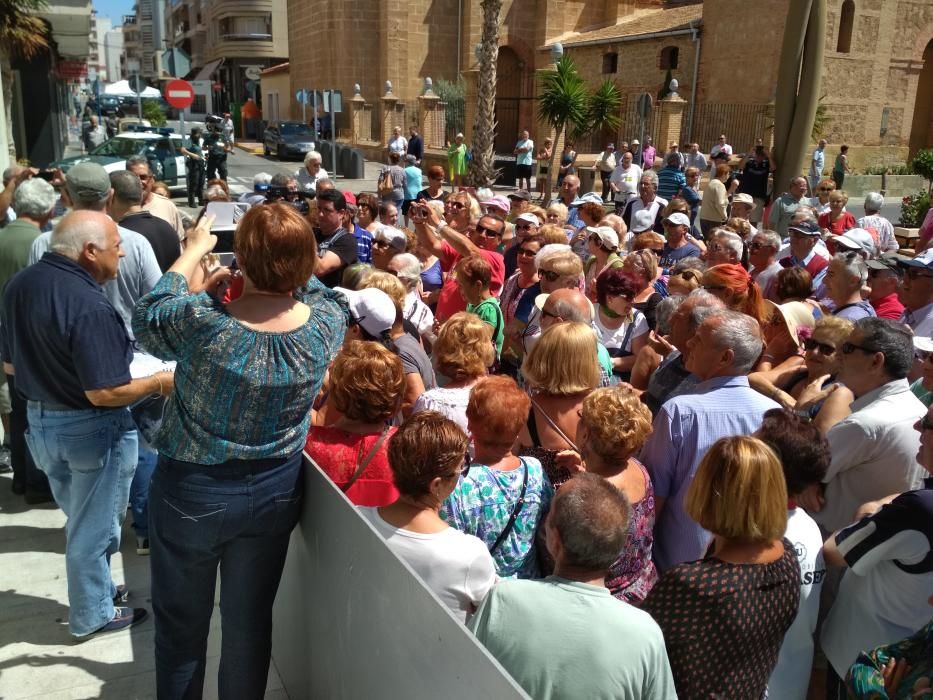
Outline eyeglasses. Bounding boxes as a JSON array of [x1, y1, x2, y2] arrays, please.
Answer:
[[475, 224, 501, 238], [515, 223, 535, 230], [517, 247, 538, 258], [539, 269, 561, 282], [818, 187, 834, 192], [842, 341, 877, 355], [749, 241, 773, 251], [707, 244, 726, 253], [803, 338, 837, 355], [448, 452, 472, 479], [372, 239, 391, 249], [137, 174, 152, 181], [541, 307, 560, 320]]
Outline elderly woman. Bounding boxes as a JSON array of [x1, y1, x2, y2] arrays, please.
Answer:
[[296, 150, 328, 193], [360, 411, 496, 623], [623, 248, 664, 330], [642, 436, 801, 699], [447, 133, 468, 188], [557, 386, 658, 604], [818, 190, 857, 236], [378, 200, 400, 228], [825, 252, 875, 320], [133, 205, 347, 698], [545, 202, 568, 228], [699, 162, 731, 237], [594, 268, 649, 380], [750, 316, 855, 433], [809, 177, 836, 216], [413, 312, 493, 432], [756, 299, 815, 372], [387, 252, 435, 344], [305, 341, 404, 506], [702, 263, 768, 324], [370, 224, 407, 272], [441, 376, 552, 579], [516, 322, 600, 489]]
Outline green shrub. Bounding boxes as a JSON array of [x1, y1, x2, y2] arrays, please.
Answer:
[[911, 149, 933, 192], [900, 190, 931, 228], [142, 100, 167, 126]]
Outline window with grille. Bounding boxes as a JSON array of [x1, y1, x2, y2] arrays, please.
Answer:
[[660, 46, 679, 70], [602, 52, 618, 74]]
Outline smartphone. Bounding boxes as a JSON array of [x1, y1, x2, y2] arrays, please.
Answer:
[[217, 252, 235, 268], [36, 170, 56, 181]]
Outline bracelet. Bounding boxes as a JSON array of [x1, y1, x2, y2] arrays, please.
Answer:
[[771, 387, 782, 400]]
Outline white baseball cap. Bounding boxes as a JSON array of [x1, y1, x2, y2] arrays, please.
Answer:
[[334, 287, 396, 338]]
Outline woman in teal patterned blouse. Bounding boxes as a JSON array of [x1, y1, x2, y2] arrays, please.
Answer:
[[441, 375, 552, 578], [132, 204, 348, 700]]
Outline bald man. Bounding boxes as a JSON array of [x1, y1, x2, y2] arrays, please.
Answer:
[[1, 210, 174, 639], [538, 288, 615, 385]]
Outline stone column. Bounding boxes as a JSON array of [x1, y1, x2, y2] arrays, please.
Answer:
[[462, 68, 479, 144], [349, 91, 366, 146], [658, 92, 687, 155], [419, 92, 443, 150], [380, 84, 398, 147]]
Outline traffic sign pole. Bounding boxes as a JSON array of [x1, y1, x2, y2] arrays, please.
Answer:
[[330, 90, 336, 177]]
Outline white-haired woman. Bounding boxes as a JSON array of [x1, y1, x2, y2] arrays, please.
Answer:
[[389, 252, 436, 344]]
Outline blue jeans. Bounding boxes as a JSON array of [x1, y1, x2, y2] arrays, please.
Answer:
[[150, 451, 303, 700], [130, 438, 158, 538], [26, 403, 137, 636]]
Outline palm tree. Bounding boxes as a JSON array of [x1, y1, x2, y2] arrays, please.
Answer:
[[468, 0, 502, 188], [582, 78, 622, 148], [1, 0, 51, 161]]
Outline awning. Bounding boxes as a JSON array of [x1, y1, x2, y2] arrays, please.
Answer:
[[193, 58, 224, 82]]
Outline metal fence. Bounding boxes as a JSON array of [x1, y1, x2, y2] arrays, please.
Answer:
[[574, 94, 663, 154], [684, 103, 772, 154], [444, 97, 465, 147]]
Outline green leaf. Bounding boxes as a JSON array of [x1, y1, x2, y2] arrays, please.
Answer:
[[537, 56, 589, 135]]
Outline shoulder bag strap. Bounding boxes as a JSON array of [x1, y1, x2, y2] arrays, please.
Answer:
[[342, 426, 390, 493], [489, 459, 529, 555], [529, 397, 579, 452]]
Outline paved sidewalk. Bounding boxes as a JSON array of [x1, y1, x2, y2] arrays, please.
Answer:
[[0, 472, 288, 699]]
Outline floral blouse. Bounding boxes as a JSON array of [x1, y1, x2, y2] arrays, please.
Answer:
[[440, 457, 553, 579], [605, 460, 658, 605]]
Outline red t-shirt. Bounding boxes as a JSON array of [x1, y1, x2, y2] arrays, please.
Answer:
[[304, 426, 398, 507], [818, 211, 857, 236], [871, 292, 905, 320], [435, 242, 505, 322]]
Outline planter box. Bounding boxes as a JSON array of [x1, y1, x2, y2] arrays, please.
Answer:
[[839, 174, 926, 199], [895, 227, 919, 254]]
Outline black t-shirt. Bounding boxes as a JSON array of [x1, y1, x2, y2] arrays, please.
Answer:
[[737, 157, 771, 199], [416, 188, 448, 203], [119, 211, 180, 272], [1, 253, 132, 409], [408, 135, 423, 161], [314, 227, 358, 288]]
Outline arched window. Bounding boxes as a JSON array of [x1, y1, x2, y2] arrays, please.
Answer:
[[660, 46, 679, 70], [602, 52, 618, 74], [837, 0, 854, 53]]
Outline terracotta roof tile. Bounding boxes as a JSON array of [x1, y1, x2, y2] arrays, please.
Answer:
[[559, 4, 702, 47]]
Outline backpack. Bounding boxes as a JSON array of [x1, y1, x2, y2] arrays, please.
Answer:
[[378, 168, 395, 197]]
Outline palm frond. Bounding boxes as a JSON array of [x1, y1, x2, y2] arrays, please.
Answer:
[[0, 0, 51, 59], [537, 56, 589, 134], [583, 78, 622, 139]]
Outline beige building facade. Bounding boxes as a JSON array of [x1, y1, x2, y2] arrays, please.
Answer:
[[288, 0, 933, 164]]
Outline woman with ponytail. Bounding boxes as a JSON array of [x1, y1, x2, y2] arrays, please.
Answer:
[[701, 263, 768, 325]]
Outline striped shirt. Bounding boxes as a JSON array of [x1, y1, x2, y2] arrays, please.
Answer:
[[640, 375, 780, 572], [656, 166, 686, 201], [132, 272, 348, 464]]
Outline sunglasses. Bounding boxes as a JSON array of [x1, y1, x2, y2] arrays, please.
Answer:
[[518, 247, 538, 258], [539, 269, 561, 282], [448, 452, 472, 479], [515, 223, 535, 230], [372, 239, 391, 248], [818, 188, 834, 192], [475, 224, 501, 238], [842, 341, 877, 355], [749, 241, 773, 251], [803, 338, 837, 355], [445, 201, 466, 210]]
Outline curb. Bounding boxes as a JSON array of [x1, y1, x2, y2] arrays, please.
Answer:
[[234, 142, 264, 155]]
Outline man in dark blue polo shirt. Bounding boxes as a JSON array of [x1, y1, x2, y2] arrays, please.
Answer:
[[1, 210, 175, 638]]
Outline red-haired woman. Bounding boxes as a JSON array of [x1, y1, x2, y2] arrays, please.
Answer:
[[594, 268, 650, 380], [701, 263, 768, 325]]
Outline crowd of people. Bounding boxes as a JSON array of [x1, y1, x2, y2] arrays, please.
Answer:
[[1, 123, 932, 700]]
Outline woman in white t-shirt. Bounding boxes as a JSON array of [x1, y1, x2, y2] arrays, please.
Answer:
[[756, 409, 831, 700], [593, 267, 649, 381], [359, 411, 497, 623]]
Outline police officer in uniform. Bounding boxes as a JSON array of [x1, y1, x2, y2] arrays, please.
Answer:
[[204, 115, 231, 182], [180, 126, 206, 207]]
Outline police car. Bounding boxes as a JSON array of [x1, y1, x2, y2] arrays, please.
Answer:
[[51, 127, 188, 188]]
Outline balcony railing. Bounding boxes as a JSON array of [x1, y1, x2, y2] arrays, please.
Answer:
[[218, 32, 271, 41]]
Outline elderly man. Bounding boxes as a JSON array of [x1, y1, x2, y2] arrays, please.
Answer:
[[295, 150, 328, 193], [820, 401, 933, 693], [637, 290, 725, 414], [125, 155, 185, 241], [857, 192, 898, 254], [238, 172, 272, 207], [730, 193, 758, 234], [470, 473, 676, 700], [659, 212, 700, 270], [656, 152, 686, 201], [109, 171, 180, 273], [609, 150, 642, 215], [2, 210, 175, 637], [622, 171, 668, 235], [30, 163, 161, 337], [706, 228, 744, 266], [801, 319, 926, 533], [897, 249, 933, 336], [779, 220, 830, 291], [810, 139, 827, 194], [769, 176, 810, 238], [550, 174, 583, 230], [641, 310, 780, 571], [415, 196, 505, 323], [737, 145, 773, 224], [825, 253, 876, 321], [537, 288, 613, 385], [0, 178, 57, 502], [866, 255, 905, 320], [512, 245, 584, 356], [684, 143, 708, 173], [750, 229, 784, 302]]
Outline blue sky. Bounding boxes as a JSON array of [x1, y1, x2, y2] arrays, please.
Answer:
[[94, 0, 135, 26]]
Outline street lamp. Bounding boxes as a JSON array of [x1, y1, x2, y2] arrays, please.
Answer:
[[550, 42, 563, 64]]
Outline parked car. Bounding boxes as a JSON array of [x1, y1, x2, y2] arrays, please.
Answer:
[[50, 129, 187, 189], [263, 121, 316, 160]]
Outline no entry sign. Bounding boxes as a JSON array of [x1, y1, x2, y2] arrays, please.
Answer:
[[164, 79, 195, 110]]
